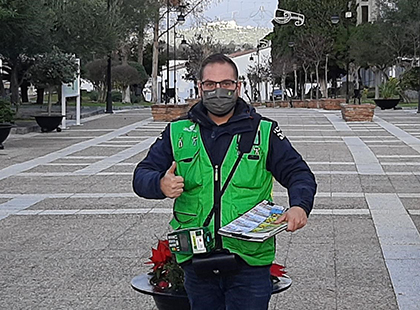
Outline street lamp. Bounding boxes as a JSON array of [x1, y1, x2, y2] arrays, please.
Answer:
[[164, 1, 185, 104], [331, 2, 353, 103], [105, 0, 113, 113], [256, 40, 269, 102], [288, 42, 297, 99], [165, 0, 170, 104], [173, 14, 185, 104]]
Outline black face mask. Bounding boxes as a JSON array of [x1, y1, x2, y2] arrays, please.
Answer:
[[202, 88, 237, 116]]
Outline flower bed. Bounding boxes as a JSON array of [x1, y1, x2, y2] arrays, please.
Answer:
[[340, 104, 376, 122], [151, 104, 189, 122]]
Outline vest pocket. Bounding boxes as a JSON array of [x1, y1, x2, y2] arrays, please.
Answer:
[[173, 189, 202, 227], [231, 155, 266, 189], [177, 150, 203, 191]]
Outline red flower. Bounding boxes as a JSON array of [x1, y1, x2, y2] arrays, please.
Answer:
[[158, 281, 170, 289], [270, 263, 286, 277], [146, 239, 172, 271]]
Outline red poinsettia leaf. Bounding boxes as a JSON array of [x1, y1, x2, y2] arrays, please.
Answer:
[[157, 240, 172, 261], [158, 280, 169, 288], [270, 263, 286, 277]]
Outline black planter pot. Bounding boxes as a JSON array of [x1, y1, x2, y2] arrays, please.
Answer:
[[0, 123, 13, 149], [34, 114, 64, 132], [374, 98, 401, 110], [131, 273, 292, 310], [131, 274, 190, 310]]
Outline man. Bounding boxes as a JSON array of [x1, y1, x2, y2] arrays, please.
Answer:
[[133, 53, 317, 310]]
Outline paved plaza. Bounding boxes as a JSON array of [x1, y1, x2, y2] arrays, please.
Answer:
[[0, 106, 420, 310]]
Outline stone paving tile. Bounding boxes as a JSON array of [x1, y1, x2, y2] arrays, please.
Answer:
[[370, 145, 420, 156], [289, 215, 335, 244], [27, 197, 95, 210], [359, 175, 395, 193], [102, 165, 136, 173], [331, 175, 363, 192], [97, 295, 157, 310], [389, 175, 420, 193], [314, 197, 368, 209], [313, 175, 331, 193], [400, 198, 420, 210], [0, 176, 100, 194], [378, 157, 420, 163], [382, 165, 420, 173], [411, 215, 420, 232], [270, 287, 336, 310], [24, 164, 90, 173]]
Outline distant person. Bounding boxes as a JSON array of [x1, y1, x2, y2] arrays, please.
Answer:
[[353, 78, 361, 104]]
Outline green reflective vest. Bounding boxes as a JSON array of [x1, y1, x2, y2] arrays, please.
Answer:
[[169, 119, 275, 266]]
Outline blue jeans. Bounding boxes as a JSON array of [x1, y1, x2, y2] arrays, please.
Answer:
[[182, 260, 273, 310]]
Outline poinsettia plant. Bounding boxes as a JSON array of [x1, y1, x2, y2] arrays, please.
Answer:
[[146, 239, 287, 292], [146, 239, 185, 292]]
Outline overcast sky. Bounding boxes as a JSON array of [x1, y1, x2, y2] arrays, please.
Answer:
[[185, 0, 278, 28]]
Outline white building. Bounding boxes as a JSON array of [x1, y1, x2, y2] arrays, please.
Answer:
[[160, 46, 273, 104]]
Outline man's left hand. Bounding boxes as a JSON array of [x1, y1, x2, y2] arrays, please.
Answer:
[[274, 206, 307, 232]]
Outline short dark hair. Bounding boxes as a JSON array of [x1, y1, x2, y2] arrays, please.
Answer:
[[199, 53, 238, 81]]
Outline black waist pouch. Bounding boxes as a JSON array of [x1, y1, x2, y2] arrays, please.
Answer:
[[191, 252, 240, 277]]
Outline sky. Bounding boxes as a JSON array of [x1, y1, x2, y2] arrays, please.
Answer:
[[185, 0, 278, 29]]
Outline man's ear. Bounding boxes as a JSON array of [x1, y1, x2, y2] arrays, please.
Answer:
[[236, 80, 242, 94], [198, 81, 203, 97]]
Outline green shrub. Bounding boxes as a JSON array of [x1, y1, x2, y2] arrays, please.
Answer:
[[0, 99, 15, 123], [132, 95, 144, 103], [380, 78, 401, 99], [89, 91, 99, 101], [111, 91, 122, 102]]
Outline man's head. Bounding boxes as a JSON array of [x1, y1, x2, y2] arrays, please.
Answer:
[[198, 53, 241, 117]]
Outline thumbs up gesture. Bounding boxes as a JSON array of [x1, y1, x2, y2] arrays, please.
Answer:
[[160, 162, 184, 198]]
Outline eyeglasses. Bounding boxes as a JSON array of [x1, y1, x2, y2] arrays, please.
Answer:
[[201, 80, 237, 91]]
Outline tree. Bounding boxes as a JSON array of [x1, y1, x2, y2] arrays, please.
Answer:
[[150, 0, 221, 103], [181, 34, 234, 82], [348, 22, 395, 98], [52, 0, 123, 61], [294, 32, 332, 99], [376, 0, 420, 68], [28, 48, 78, 115], [0, 0, 53, 104], [400, 67, 420, 107], [119, 0, 160, 64], [271, 0, 357, 99], [112, 64, 142, 103]]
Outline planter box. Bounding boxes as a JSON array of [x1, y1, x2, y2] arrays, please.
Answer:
[[322, 99, 346, 110], [266, 101, 290, 108], [341, 104, 375, 122], [265, 99, 344, 109], [151, 104, 189, 122], [185, 99, 200, 109]]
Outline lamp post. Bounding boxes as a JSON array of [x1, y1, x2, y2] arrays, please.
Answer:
[[255, 40, 269, 102], [105, 0, 113, 113], [288, 41, 297, 99], [164, 1, 185, 104], [173, 15, 185, 105], [165, 0, 170, 104], [331, 3, 352, 103]]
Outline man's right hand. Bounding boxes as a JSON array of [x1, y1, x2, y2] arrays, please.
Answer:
[[160, 161, 184, 198]]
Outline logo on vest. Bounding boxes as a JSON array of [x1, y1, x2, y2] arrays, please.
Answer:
[[273, 126, 285, 140], [183, 124, 197, 133], [178, 137, 183, 148]]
